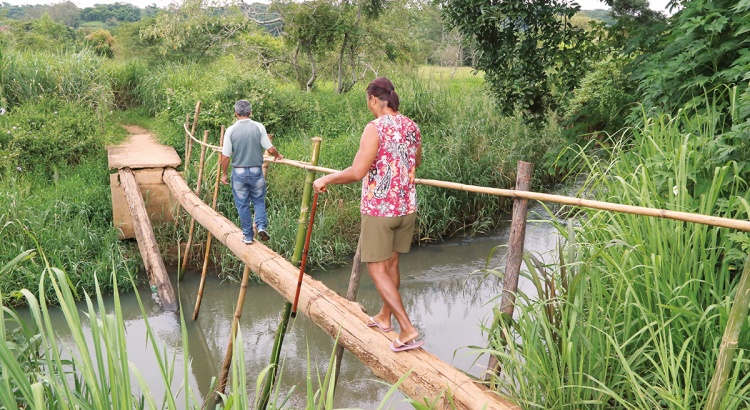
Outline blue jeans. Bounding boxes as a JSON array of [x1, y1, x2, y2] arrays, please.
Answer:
[[231, 167, 267, 240]]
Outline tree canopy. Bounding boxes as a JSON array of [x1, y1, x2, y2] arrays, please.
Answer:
[[442, 0, 595, 119]]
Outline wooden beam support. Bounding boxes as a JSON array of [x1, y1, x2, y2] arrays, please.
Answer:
[[162, 167, 517, 410], [119, 168, 178, 312]]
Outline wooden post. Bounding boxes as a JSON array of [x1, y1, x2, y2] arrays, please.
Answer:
[[262, 134, 273, 178], [184, 101, 201, 177], [705, 255, 750, 410], [216, 264, 252, 396], [119, 168, 177, 311], [334, 238, 363, 387], [194, 126, 225, 320], [180, 130, 210, 278], [184, 113, 190, 156], [486, 161, 533, 380], [259, 137, 322, 410]]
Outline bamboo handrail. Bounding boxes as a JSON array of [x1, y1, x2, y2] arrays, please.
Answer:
[[184, 123, 222, 152], [262, 155, 750, 232]]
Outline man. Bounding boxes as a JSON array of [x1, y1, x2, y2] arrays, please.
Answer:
[[221, 99, 283, 244]]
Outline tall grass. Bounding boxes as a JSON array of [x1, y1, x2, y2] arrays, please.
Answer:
[[0, 255, 415, 409], [485, 99, 750, 408], [0, 157, 137, 305], [0, 49, 112, 120]]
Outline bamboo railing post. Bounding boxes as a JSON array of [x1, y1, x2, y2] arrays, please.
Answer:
[[258, 137, 322, 410], [262, 134, 273, 179], [333, 238, 364, 388], [184, 101, 201, 177], [486, 161, 533, 382], [184, 113, 190, 154], [216, 264, 252, 396], [180, 130, 210, 279], [193, 126, 225, 320], [705, 254, 750, 410]]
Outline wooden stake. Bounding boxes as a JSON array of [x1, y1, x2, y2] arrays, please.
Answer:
[[334, 238, 363, 387], [258, 137, 322, 410], [180, 130, 210, 278], [194, 126, 225, 320], [119, 168, 177, 311], [705, 255, 750, 410], [216, 264, 252, 396], [184, 113, 190, 156], [262, 134, 273, 178], [486, 161, 533, 381], [184, 101, 201, 177], [291, 192, 319, 317]]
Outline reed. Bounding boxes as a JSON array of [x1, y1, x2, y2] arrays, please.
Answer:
[[0, 49, 112, 119], [484, 99, 750, 408], [0, 254, 417, 409]]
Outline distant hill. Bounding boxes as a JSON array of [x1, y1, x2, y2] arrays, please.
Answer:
[[580, 9, 615, 25]]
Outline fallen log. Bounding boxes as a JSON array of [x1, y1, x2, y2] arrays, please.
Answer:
[[162, 167, 518, 410], [119, 168, 177, 311]]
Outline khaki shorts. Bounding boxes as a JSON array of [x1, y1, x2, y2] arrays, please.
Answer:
[[360, 213, 417, 263]]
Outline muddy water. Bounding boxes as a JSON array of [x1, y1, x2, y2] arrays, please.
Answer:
[[28, 203, 563, 409]]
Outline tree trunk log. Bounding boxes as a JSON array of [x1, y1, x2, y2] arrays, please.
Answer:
[[119, 168, 177, 311], [162, 167, 517, 410]]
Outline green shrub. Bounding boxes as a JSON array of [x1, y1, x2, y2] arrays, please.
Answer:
[[561, 53, 637, 136], [0, 99, 109, 175], [105, 59, 147, 109], [0, 158, 137, 306], [84, 28, 115, 58]]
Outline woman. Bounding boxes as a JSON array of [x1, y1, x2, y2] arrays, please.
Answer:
[[313, 77, 423, 352]]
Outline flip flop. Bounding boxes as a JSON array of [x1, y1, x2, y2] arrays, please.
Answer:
[[366, 317, 392, 332], [390, 338, 424, 352]]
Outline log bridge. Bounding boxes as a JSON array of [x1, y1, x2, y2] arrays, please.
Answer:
[[107, 128, 517, 409]]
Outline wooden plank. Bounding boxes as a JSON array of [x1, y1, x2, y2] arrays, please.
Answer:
[[120, 168, 178, 312], [162, 168, 518, 410]]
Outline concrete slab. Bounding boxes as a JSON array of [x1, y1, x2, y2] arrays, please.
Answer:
[[107, 126, 181, 170]]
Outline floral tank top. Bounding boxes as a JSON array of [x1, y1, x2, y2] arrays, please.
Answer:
[[361, 114, 422, 217]]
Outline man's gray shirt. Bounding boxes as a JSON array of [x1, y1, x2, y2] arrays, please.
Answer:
[[222, 119, 273, 167]]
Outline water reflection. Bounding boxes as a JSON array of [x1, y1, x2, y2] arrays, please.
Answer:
[[18, 204, 561, 409]]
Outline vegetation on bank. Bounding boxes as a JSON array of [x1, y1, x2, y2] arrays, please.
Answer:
[[1, 257, 411, 409], [487, 96, 750, 408], [0, 43, 562, 303], [2, 0, 750, 408]]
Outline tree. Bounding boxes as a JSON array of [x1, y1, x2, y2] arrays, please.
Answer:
[[277, 0, 341, 91], [442, 0, 595, 119], [81, 3, 142, 24], [139, 0, 249, 63], [632, 0, 750, 116], [85, 28, 114, 57]]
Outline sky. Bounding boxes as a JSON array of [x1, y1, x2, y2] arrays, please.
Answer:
[[1, 0, 674, 12]]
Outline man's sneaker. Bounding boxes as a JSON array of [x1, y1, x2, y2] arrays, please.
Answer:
[[258, 230, 270, 242], [243, 237, 254, 245]]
